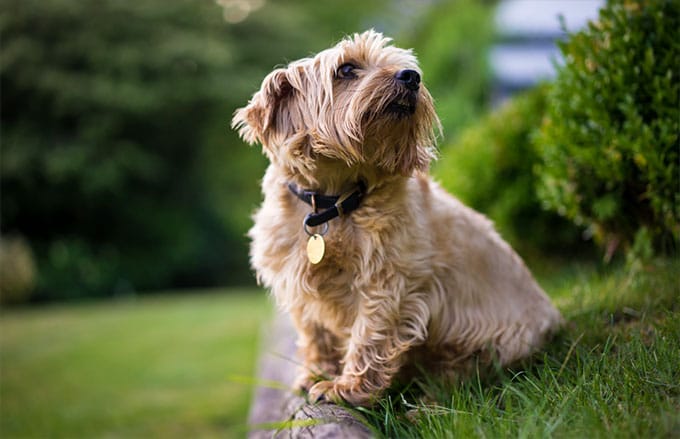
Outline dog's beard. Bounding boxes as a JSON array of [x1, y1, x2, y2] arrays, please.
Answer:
[[384, 90, 418, 117]]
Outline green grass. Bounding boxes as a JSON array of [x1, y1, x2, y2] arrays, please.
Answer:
[[0, 289, 271, 438], [349, 259, 680, 438], [2, 262, 679, 438]]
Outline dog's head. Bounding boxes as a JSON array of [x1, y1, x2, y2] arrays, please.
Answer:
[[232, 30, 440, 177]]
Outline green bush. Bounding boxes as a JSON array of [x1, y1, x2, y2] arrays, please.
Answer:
[[535, 0, 679, 260], [0, 0, 249, 299], [0, 0, 390, 300], [0, 236, 37, 304], [434, 86, 590, 258]]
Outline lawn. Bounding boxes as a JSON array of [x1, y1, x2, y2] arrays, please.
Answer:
[[1, 261, 678, 438], [0, 289, 271, 438], [352, 259, 680, 438]]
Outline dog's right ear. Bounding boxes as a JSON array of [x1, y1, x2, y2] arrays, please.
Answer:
[[232, 68, 292, 146]]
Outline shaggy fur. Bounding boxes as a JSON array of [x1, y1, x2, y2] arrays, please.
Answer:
[[233, 30, 563, 406]]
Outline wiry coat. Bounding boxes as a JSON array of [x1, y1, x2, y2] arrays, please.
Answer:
[[233, 30, 563, 406]]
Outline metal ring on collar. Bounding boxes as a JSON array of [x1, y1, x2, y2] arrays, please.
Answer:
[[303, 214, 329, 236]]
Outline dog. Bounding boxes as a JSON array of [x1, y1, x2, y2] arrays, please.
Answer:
[[233, 30, 563, 406]]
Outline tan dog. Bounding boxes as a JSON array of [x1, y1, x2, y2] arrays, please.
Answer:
[[233, 30, 563, 406]]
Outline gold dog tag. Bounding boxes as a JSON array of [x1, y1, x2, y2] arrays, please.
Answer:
[[306, 234, 325, 264]]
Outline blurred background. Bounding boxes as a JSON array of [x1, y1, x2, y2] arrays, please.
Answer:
[[0, 0, 603, 303], [2, 0, 398, 302]]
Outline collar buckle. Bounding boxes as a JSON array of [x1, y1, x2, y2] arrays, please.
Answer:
[[288, 181, 367, 228]]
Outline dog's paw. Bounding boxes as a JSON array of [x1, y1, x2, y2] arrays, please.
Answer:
[[292, 373, 317, 394], [292, 362, 339, 394], [307, 378, 375, 406], [307, 380, 339, 403]]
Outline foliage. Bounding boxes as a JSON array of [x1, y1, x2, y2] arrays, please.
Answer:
[[535, 0, 680, 260], [0, 290, 270, 437], [0, 0, 388, 300], [434, 86, 591, 258], [0, 236, 36, 304], [407, 0, 496, 141]]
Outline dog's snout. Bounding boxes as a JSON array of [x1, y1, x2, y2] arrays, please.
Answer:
[[395, 69, 420, 91]]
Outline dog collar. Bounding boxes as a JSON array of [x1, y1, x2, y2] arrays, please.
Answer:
[[288, 181, 367, 228]]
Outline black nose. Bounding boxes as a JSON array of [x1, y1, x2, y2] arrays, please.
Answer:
[[395, 69, 421, 91]]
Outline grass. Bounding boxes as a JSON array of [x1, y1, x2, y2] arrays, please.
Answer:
[[349, 259, 680, 438], [1, 261, 678, 438], [0, 289, 271, 438]]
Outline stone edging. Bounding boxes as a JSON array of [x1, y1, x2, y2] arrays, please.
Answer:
[[247, 313, 373, 438]]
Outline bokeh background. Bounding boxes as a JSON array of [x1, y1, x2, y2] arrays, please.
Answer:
[[1, 0, 677, 437], [2, 0, 401, 301], [0, 0, 610, 302]]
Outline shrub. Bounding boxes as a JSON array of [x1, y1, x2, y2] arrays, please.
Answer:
[[0, 0, 390, 300], [0, 236, 36, 304], [434, 86, 590, 258], [535, 0, 680, 260], [0, 0, 247, 299]]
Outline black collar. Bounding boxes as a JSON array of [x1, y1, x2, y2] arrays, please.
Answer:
[[288, 181, 367, 228]]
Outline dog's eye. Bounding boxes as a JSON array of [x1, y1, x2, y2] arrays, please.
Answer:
[[337, 63, 358, 79]]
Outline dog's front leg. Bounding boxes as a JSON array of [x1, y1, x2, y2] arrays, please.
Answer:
[[308, 291, 429, 406], [290, 311, 343, 393]]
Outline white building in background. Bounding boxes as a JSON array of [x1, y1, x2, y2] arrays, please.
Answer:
[[490, 0, 604, 103]]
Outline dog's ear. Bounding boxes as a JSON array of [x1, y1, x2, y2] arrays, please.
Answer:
[[232, 68, 293, 147]]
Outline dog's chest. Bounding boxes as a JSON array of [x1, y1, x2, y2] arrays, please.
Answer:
[[297, 225, 360, 295], [263, 216, 362, 330]]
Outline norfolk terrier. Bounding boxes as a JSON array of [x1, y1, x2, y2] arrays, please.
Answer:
[[233, 30, 563, 406]]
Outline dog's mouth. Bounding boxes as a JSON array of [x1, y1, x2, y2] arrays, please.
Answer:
[[385, 93, 417, 117]]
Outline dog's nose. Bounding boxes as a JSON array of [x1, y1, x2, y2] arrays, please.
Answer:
[[395, 69, 420, 91]]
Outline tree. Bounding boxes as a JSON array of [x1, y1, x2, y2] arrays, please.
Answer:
[[1, 0, 388, 300]]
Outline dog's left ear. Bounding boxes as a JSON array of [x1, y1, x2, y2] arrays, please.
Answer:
[[232, 68, 294, 147]]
